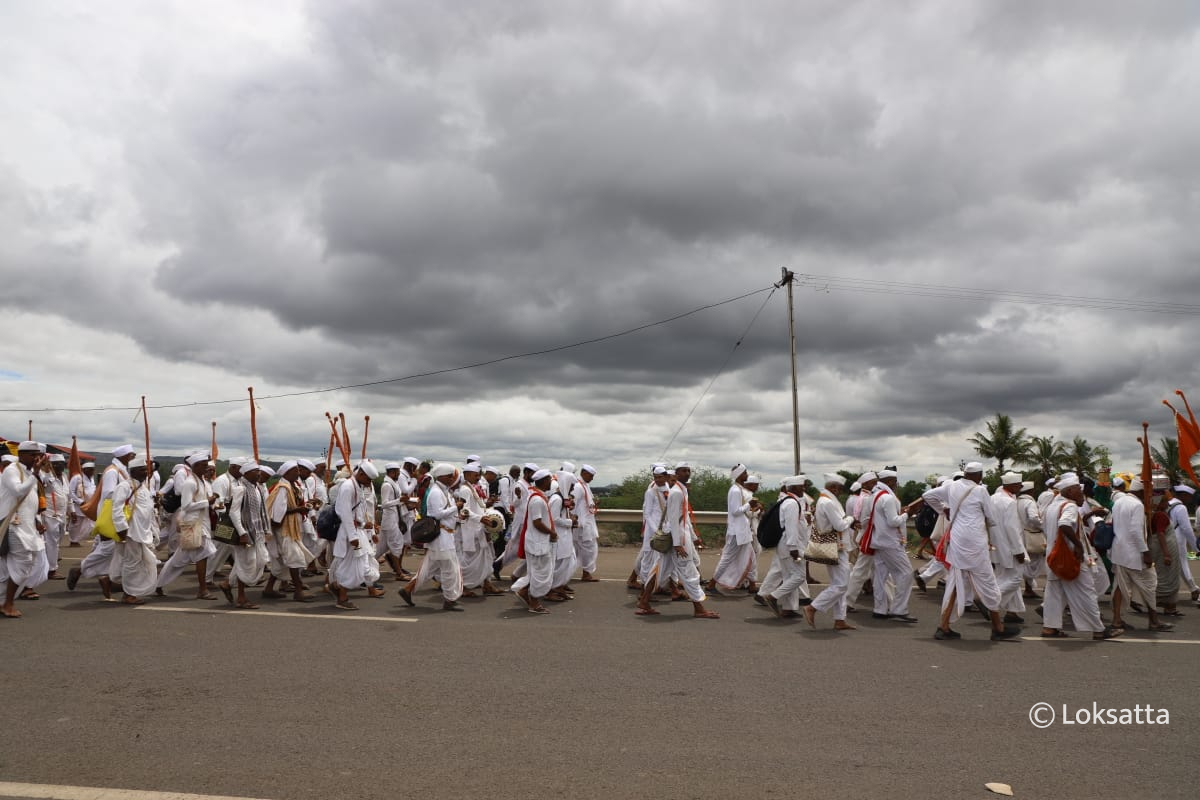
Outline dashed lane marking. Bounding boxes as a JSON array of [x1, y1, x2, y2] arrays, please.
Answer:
[[134, 605, 418, 623]]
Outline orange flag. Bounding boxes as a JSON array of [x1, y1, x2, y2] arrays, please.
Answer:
[[68, 436, 81, 478], [1164, 395, 1200, 485], [1139, 423, 1153, 514]]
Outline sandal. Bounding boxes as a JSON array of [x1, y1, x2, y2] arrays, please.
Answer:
[[19, 590, 39, 601], [334, 601, 359, 611], [693, 610, 720, 619], [634, 607, 661, 616], [1094, 626, 1124, 640], [195, 593, 217, 600], [235, 602, 261, 610], [1148, 622, 1174, 632], [1040, 629, 1070, 638], [122, 597, 146, 606]]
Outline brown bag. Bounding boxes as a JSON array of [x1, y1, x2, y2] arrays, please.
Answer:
[[1047, 535, 1080, 581], [79, 480, 103, 521]]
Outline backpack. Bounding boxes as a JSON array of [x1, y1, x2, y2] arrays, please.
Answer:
[[914, 504, 939, 538], [756, 498, 787, 549], [160, 484, 182, 514], [315, 505, 340, 541], [1091, 520, 1115, 551]]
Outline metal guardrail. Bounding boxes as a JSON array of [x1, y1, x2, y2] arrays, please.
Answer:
[[596, 509, 726, 525]]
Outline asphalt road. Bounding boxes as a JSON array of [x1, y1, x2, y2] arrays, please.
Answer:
[[0, 544, 1195, 800]]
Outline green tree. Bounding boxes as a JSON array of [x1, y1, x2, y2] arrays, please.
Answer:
[[1015, 435, 1068, 485], [1065, 436, 1099, 476], [967, 413, 1029, 473], [1151, 437, 1182, 487]]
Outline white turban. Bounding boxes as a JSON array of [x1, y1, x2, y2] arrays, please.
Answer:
[[431, 462, 456, 479], [523, 462, 539, 472], [877, 469, 897, 480], [185, 452, 210, 466], [731, 464, 748, 481], [129, 456, 147, 469], [858, 471, 878, 484], [17, 440, 39, 452], [49, 453, 66, 463], [652, 466, 668, 476], [580, 464, 596, 476], [1174, 485, 1195, 495], [746, 474, 761, 484], [1128, 479, 1144, 492], [675, 461, 691, 470], [782, 474, 806, 488], [356, 461, 379, 479], [403, 456, 419, 467], [1056, 475, 1081, 491], [532, 469, 552, 482], [297, 459, 316, 471], [849, 481, 861, 492], [1111, 476, 1126, 489], [964, 462, 984, 473], [385, 462, 401, 471], [278, 460, 299, 475], [1, 455, 15, 464], [823, 473, 845, 486], [484, 466, 499, 475], [1001, 472, 1022, 485], [111, 444, 135, 458], [560, 461, 575, 472]]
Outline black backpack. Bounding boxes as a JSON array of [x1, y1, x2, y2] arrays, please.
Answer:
[[315, 505, 340, 541], [160, 485, 182, 514], [914, 504, 939, 537], [756, 498, 788, 548]]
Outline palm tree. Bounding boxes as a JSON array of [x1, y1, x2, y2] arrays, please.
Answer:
[[1152, 437, 1182, 487], [1015, 435, 1068, 484], [1066, 436, 1099, 476], [967, 413, 1030, 473]]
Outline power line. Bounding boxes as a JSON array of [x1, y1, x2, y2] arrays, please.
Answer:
[[661, 286, 779, 459], [795, 273, 1200, 315], [0, 284, 778, 414]]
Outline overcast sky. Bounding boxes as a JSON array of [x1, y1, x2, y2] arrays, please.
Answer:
[[2, 1, 1199, 484]]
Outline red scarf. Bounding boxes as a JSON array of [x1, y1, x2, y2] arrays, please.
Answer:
[[517, 488, 554, 559], [857, 490, 888, 556]]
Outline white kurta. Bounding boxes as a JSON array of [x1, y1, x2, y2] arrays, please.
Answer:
[[712, 483, 757, 593], [330, 479, 375, 589], [113, 477, 160, 598], [408, 481, 463, 602], [0, 463, 48, 592], [571, 478, 599, 575]]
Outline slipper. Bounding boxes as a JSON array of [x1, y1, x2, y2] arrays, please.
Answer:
[[634, 607, 661, 616], [693, 610, 720, 619], [1148, 622, 1174, 632], [1161, 610, 1185, 617], [122, 597, 146, 606], [1040, 630, 1070, 638], [219, 583, 234, 604], [334, 602, 359, 611], [235, 602, 261, 609], [19, 591, 39, 601], [293, 594, 316, 603], [100, 597, 119, 603], [1094, 626, 1124, 640], [195, 593, 218, 600]]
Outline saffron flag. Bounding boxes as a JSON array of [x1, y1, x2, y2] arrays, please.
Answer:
[[68, 436, 81, 478]]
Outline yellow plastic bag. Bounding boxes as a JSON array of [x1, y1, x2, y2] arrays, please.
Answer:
[[91, 498, 130, 541]]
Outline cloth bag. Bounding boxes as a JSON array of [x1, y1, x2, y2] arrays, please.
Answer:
[[177, 518, 205, 550], [803, 528, 840, 565], [91, 498, 129, 541], [1046, 536, 1080, 581]]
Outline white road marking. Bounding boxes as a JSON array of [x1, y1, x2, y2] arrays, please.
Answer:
[[1022, 636, 1200, 645], [135, 606, 418, 623], [0, 781, 274, 800]]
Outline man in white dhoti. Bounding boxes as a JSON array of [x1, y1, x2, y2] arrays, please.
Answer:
[[1038, 475, 1118, 639], [111, 457, 160, 605], [456, 464, 504, 597], [512, 469, 557, 613], [631, 467, 670, 589], [264, 462, 321, 602], [572, 465, 601, 582], [66, 462, 96, 546], [635, 464, 718, 619], [763, 475, 812, 618], [919, 462, 1017, 640], [216, 463, 271, 608], [845, 472, 881, 611], [914, 477, 952, 593], [990, 472, 1029, 622], [496, 463, 537, 578], [68, 444, 136, 599], [379, 463, 407, 580], [709, 464, 763, 595], [548, 478, 577, 601], [39, 454, 68, 580], [805, 474, 858, 630], [0, 442, 50, 617], [155, 452, 219, 600], [305, 462, 331, 573], [398, 463, 465, 611], [863, 469, 917, 623], [1037, 479, 1057, 516], [1018, 481, 1045, 598], [1166, 486, 1199, 601], [1110, 481, 1172, 632], [205, 458, 244, 586], [329, 462, 385, 610]]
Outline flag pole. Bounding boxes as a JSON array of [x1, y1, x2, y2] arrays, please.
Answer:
[[248, 387, 260, 463]]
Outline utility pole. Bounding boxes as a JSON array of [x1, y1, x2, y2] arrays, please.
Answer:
[[779, 268, 801, 473]]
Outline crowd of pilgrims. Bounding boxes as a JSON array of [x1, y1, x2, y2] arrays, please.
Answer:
[[1, 440, 1197, 639]]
